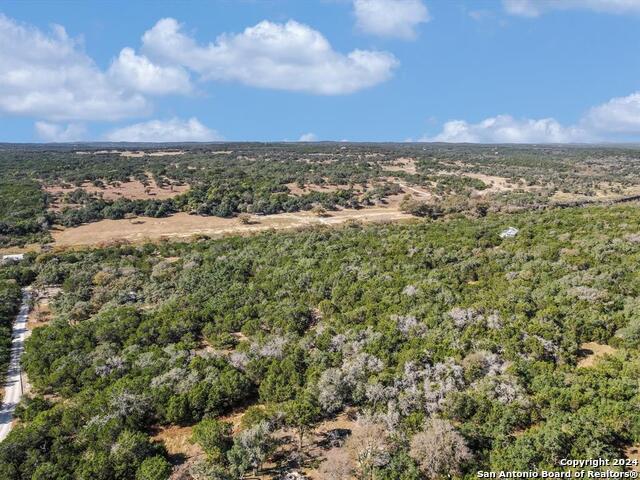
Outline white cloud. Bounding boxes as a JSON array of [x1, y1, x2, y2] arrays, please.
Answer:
[[104, 117, 222, 142], [108, 47, 192, 95], [353, 0, 430, 39], [583, 92, 640, 133], [1, 13, 394, 132], [422, 90, 640, 143], [298, 132, 318, 141], [35, 121, 86, 142], [503, 0, 640, 17], [141, 18, 398, 95], [0, 14, 149, 121], [424, 115, 590, 143]]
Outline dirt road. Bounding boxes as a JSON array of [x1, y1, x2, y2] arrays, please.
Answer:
[[0, 289, 30, 442], [396, 182, 431, 197]]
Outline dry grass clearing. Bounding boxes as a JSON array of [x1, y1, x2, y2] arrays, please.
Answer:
[[303, 410, 357, 479], [146, 151, 186, 157], [551, 183, 640, 203], [382, 157, 417, 174], [52, 207, 413, 248], [577, 341, 617, 368], [285, 183, 357, 195], [219, 407, 252, 434], [386, 178, 432, 199], [27, 287, 60, 330], [0, 244, 40, 256], [45, 179, 189, 204], [75, 150, 185, 157], [152, 425, 202, 459], [625, 445, 640, 472], [221, 408, 357, 480], [461, 173, 519, 194]]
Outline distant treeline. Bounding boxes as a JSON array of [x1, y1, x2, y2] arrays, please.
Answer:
[[55, 184, 363, 227]]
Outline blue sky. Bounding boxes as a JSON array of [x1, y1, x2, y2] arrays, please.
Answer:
[[1, 0, 640, 143]]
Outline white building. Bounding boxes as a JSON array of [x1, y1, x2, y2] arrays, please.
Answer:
[[1, 254, 25, 264], [499, 227, 519, 239]]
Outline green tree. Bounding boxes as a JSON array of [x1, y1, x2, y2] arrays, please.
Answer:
[[284, 393, 320, 450], [192, 419, 232, 463], [32, 462, 72, 480], [166, 394, 191, 424], [258, 358, 301, 402], [136, 456, 172, 480], [110, 430, 157, 480], [227, 421, 274, 478]]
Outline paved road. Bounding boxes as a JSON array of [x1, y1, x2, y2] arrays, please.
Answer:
[[0, 289, 30, 442]]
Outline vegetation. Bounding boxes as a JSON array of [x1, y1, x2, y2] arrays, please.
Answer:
[[0, 273, 23, 380], [4, 143, 640, 245], [1, 200, 640, 477], [0, 180, 52, 246]]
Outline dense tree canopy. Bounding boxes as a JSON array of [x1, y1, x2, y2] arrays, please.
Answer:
[[1, 201, 640, 477]]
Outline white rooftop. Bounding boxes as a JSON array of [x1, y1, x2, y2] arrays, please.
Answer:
[[499, 227, 519, 238], [1, 254, 25, 263]]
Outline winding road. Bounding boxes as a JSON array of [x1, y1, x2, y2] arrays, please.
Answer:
[[0, 289, 30, 442]]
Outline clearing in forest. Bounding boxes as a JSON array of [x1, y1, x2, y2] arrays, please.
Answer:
[[45, 179, 189, 205], [381, 157, 417, 174], [577, 342, 617, 368], [51, 207, 414, 248]]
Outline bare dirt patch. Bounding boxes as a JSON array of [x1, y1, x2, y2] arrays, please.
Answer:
[[152, 425, 202, 459], [120, 151, 145, 158], [577, 341, 617, 368], [625, 445, 640, 472], [146, 151, 186, 157], [551, 183, 640, 203], [273, 409, 357, 479], [382, 157, 417, 174], [154, 406, 253, 474], [461, 173, 518, 194], [52, 207, 414, 248], [45, 179, 189, 205], [27, 287, 60, 330], [0, 244, 40, 256], [285, 183, 346, 195], [75, 150, 186, 157], [386, 178, 432, 199], [219, 407, 252, 434], [285, 182, 369, 196]]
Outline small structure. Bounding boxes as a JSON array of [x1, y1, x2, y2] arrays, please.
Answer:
[[499, 227, 519, 239], [1, 254, 24, 265], [282, 473, 308, 480]]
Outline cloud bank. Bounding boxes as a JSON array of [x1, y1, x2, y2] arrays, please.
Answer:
[[424, 92, 640, 143], [353, 0, 430, 39], [298, 132, 318, 142], [35, 121, 87, 142], [108, 47, 192, 95], [0, 12, 397, 141], [141, 18, 398, 95], [0, 14, 149, 121], [503, 0, 640, 17], [105, 118, 222, 142], [426, 115, 588, 143]]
